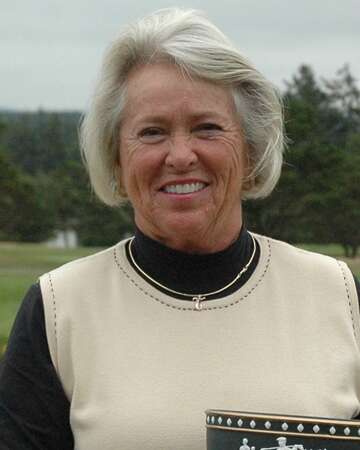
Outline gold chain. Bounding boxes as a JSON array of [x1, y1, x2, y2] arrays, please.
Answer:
[[127, 233, 257, 311]]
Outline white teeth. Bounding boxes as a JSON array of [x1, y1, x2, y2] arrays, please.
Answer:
[[164, 182, 206, 194]]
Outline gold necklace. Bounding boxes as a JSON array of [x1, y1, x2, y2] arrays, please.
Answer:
[[127, 233, 257, 311]]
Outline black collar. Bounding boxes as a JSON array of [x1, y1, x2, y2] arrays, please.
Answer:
[[126, 226, 260, 300]]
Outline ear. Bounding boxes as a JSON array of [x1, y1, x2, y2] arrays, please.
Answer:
[[242, 144, 255, 192], [242, 177, 255, 193], [113, 161, 127, 198]]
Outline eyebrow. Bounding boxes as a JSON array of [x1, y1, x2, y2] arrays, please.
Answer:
[[130, 111, 229, 124]]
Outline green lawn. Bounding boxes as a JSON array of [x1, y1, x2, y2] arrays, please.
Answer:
[[0, 241, 359, 356], [0, 242, 102, 355]]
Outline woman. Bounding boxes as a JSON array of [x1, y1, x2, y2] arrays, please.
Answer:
[[1, 8, 359, 450]]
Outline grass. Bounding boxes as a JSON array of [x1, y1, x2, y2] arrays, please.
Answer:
[[0, 241, 359, 356], [0, 242, 102, 355]]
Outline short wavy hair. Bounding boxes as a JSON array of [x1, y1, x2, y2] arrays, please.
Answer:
[[80, 8, 285, 206]]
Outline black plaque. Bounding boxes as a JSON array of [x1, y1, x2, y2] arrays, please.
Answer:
[[206, 409, 360, 450]]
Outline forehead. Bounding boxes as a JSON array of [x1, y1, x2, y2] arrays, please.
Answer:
[[122, 63, 237, 121]]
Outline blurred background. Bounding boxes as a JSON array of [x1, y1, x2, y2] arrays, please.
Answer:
[[1, 0, 359, 353]]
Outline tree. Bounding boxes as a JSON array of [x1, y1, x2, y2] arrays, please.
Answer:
[[245, 65, 335, 242], [324, 64, 360, 135], [245, 64, 360, 256], [76, 197, 134, 247], [282, 65, 360, 255], [0, 150, 55, 242], [40, 160, 87, 234], [2, 111, 79, 174], [316, 133, 360, 257], [0, 150, 20, 240]]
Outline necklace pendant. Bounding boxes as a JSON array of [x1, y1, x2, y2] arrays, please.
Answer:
[[193, 295, 206, 311]]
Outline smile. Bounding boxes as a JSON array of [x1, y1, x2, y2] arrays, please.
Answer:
[[162, 182, 207, 194]]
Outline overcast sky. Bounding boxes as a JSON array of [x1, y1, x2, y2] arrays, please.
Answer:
[[2, 0, 359, 111]]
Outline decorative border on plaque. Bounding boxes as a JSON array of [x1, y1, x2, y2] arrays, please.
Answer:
[[205, 410, 360, 441]]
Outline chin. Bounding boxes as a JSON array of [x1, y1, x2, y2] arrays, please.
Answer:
[[162, 212, 207, 233], [156, 214, 214, 251]]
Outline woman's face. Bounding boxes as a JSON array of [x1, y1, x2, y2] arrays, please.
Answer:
[[119, 63, 249, 253]]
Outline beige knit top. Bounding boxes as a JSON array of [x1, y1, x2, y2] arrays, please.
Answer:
[[40, 234, 360, 450]]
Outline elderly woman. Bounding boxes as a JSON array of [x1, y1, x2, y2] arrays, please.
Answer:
[[1, 8, 360, 450]]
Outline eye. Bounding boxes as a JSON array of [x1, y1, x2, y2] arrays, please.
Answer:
[[193, 123, 223, 138], [138, 127, 166, 143]]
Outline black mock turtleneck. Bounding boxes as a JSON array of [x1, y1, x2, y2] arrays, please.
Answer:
[[127, 226, 260, 299]]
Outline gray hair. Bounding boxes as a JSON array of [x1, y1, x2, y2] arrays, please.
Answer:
[[80, 8, 285, 206]]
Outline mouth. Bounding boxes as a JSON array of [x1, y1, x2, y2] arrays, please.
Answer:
[[160, 181, 208, 195]]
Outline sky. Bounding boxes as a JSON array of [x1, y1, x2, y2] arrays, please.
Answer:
[[2, 0, 359, 111]]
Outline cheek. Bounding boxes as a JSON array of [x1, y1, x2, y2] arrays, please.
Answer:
[[121, 148, 163, 196], [207, 137, 246, 177], [224, 138, 248, 180], [119, 138, 144, 181], [209, 143, 247, 203]]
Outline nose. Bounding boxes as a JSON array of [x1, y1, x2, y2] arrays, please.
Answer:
[[165, 133, 198, 171]]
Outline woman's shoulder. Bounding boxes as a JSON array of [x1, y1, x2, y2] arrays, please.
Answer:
[[253, 233, 359, 319], [255, 232, 339, 261], [253, 232, 354, 281], [38, 238, 131, 322]]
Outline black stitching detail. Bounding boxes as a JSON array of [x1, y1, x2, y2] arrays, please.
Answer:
[[337, 261, 357, 341], [113, 237, 271, 312], [48, 272, 58, 349]]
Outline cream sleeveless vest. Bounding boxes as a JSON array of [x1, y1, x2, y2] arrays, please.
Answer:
[[39, 234, 360, 450]]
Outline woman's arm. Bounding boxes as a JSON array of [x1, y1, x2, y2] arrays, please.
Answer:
[[354, 275, 360, 303], [0, 283, 74, 450]]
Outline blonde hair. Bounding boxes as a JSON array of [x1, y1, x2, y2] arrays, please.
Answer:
[[80, 8, 285, 206]]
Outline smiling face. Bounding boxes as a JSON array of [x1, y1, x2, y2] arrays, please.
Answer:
[[119, 63, 249, 253]]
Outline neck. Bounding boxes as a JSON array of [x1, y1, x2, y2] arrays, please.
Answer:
[[134, 216, 243, 254], [126, 225, 260, 300]]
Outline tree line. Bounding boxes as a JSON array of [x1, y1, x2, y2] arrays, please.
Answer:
[[0, 64, 359, 256]]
